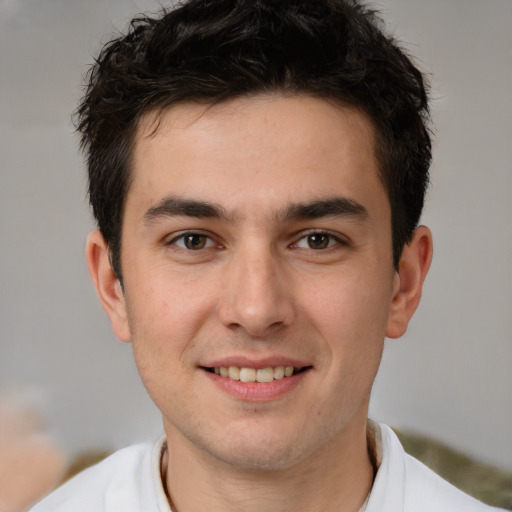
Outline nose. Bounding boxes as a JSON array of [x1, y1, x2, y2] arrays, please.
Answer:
[[217, 242, 295, 337]]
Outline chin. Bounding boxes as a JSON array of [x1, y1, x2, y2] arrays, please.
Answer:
[[211, 444, 305, 472], [199, 427, 318, 472]]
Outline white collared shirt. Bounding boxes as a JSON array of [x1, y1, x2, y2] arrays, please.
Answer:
[[29, 423, 505, 512]]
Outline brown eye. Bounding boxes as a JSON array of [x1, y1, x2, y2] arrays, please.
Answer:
[[183, 234, 208, 250], [307, 233, 330, 249], [171, 232, 215, 250], [293, 232, 341, 251]]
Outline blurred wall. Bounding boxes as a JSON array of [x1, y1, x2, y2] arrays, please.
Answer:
[[1, 0, 511, 470]]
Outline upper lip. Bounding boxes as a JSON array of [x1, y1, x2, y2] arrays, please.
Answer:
[[201, 355, 312, 369]]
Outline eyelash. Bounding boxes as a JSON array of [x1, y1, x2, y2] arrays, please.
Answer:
[[166, 230, 347, 252], [166, 231, 218, 251], [292, 231, 347, 251]]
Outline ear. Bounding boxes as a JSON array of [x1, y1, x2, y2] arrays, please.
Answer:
[[86, 230, 131, 342], [386, 226, 433, 339]]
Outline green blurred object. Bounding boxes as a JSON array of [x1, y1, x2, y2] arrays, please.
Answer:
[[394, 429, 512, 510]]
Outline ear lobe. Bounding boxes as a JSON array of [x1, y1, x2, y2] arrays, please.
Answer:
[[86, 230, 131, 342], [386, 226, 433, 339]]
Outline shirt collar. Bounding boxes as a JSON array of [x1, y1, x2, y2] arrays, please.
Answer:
[[153, 421, 394, 512]]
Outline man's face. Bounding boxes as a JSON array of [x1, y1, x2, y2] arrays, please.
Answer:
[[116, 95, 398, 470]]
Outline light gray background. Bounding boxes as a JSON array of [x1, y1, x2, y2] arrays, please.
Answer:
[[1, 0, 511, 470]]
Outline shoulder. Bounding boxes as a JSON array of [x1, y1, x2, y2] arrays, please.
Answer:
[[368, 423, 506, 512], [29, 441, 161, 512]]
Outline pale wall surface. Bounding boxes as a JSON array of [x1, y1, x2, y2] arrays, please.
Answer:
[[1, 0, 511, 469]]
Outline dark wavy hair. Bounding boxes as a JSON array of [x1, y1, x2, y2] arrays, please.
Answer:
[[76, 0, 431, 281]]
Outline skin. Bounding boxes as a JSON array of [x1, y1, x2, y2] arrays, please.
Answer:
[[87, 95, 432, 512]]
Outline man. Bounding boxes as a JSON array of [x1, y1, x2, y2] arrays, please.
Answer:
[[30, 0, 505, 511]]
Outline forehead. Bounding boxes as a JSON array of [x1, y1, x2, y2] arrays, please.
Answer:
[[128, 94, 386, 219], [136, 95, 376, 160]]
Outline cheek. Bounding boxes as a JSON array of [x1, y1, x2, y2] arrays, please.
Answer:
[[307, 268, 391, 323], [124, 269, 221, 373], [125, 280, 205, 410], [300, 266, 392, 361], [127, 266, 213, 329]]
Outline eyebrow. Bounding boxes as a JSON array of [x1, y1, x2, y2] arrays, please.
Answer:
[[143, 196, 368, 225], [280, 197, 368, 222], [144, 197, 231, 224]]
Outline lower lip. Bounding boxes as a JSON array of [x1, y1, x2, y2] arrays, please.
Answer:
[[202, 369, 309, 402]]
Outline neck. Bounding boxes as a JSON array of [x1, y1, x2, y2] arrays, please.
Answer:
[[162, 419, 375, 512]]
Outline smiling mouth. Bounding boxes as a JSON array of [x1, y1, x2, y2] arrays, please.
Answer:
[[203, 366, 311, 383]]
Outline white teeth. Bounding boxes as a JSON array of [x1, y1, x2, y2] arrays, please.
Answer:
[[213, 365, 298, 382], [256, 367, 274, 383], [228, 366, 240, 380], [239, 367, 256, 382], [274, 366, 285, 380]]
